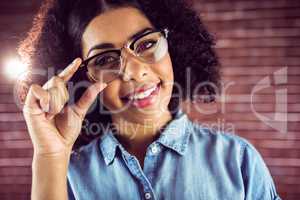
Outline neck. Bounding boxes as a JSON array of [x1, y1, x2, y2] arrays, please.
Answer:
[[111, 110, 172, 152]]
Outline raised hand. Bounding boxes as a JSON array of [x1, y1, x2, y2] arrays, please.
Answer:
[[23, 58, 107, 156]]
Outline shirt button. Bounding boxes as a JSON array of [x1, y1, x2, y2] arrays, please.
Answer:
[[145, 192, 151, 199], [151, 145, 159, 154]]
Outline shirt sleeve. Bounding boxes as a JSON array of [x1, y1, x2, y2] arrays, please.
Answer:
[[67, 177, 76, 200], [240, 141, 282, 200]]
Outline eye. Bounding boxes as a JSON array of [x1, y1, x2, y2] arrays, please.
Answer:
[[94, 55, 118, 67], [136, 40, 157, 54]]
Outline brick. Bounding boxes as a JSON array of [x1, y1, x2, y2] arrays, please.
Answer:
[[0, 158, 32, 167], [0, 167, 31, 176], [0, 131, 30, 140]]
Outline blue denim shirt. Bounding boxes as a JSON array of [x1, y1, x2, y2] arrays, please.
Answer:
[[67, 109, 282, 200]]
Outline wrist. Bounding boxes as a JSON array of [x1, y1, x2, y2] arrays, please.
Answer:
[[33, 145, 72, 158], [33, 150, 72, 164]]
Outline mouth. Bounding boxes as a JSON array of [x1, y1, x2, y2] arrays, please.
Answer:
[[121, 82, 161, 108]]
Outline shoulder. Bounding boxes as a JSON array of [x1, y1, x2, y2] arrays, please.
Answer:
[[184, 116, 271, 177], [184, 117, 282, 199], [186, 117, 252, 149], [185, 116, 260, 164]]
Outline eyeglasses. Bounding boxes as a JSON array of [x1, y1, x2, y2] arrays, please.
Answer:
[[80, 28, 169, 84]]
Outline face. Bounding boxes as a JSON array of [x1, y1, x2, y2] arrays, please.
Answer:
[[81, 7, 174, 123]]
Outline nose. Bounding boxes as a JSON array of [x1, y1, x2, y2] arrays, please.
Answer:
[[120, 49, 149, 82]]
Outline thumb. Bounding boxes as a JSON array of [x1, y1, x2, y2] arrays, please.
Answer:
[[72, 82, 107, 120]]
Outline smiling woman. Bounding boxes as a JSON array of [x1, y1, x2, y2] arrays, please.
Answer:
[[17, 0, 282, 200], [81, 8, 173, 120]]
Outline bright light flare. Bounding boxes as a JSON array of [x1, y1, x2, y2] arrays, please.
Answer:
[[4, 57, 28, 79]]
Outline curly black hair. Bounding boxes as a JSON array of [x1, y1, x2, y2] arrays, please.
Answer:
[[17, 0, 221, 149]]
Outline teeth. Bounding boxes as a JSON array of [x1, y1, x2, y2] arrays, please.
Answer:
[[129, 86, 157, 100]]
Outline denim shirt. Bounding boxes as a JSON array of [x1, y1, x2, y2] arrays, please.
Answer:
[[67, 109, 282, 200]]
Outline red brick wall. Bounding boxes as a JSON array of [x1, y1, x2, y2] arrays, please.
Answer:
[[0, 1, 40, 199], [188, 0, 300, 199], [0, 0, 299, 199]]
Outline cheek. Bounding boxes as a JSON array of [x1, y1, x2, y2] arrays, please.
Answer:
[[152, 53, 174, 84], [151, 54, 174, 105]]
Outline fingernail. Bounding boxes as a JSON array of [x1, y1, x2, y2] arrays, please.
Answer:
[[72, 58, 79, 64]]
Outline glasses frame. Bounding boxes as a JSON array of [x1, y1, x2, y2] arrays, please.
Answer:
[[80, 28, 169, 83]]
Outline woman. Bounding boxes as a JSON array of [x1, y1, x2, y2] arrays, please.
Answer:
[[18, 0, 282, 199]]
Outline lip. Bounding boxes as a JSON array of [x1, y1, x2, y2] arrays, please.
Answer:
[[131, 83, 161, 108], [122, 82, 161, 99]]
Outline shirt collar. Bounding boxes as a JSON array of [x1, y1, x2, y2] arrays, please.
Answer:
[[156, 109, 190, 155], [99, 108, 191, 165]]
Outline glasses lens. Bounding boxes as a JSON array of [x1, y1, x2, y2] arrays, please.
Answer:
[[132, 31, 168, 63], [87, 51, 121, 83]]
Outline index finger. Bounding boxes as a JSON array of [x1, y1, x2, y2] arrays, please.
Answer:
[[57, 58, 82, 83]]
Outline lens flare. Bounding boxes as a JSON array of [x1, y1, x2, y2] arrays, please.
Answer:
[[4, 57, 28, 79]]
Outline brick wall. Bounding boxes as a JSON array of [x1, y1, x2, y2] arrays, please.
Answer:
[[0, 1, 41, 199], [188, 0, 300, 199], [0, 0, 299, 199]]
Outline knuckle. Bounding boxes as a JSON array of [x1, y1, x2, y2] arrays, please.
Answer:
[[52, 76, 64, 84], [44, 76, 63, 89], [48, 86, 58, 97], [30, 84, 39, 92], [52, 76, 60, 82], [48, 87, 67, 114], [43, 80, 52, 90]]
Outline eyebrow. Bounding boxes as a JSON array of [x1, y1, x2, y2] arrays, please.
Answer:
[[87, 27, 153, 57]]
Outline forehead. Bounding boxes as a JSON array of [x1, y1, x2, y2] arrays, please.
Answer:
[[82, 7, 154, 56]]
